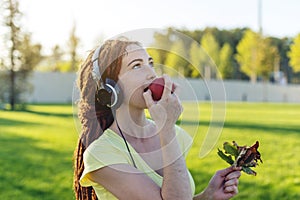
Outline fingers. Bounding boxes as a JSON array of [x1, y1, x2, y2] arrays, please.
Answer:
[[223, 179, 239, 199], [216, 166, 234, 177], [224, 178, 239, 187], [225, 170, 241, 181], [224, 185, 238, 194], [216, 166, 242, 178], [161, 74, 173, 98], [143, 89, 155, 108], [223, 170, 240, 197]]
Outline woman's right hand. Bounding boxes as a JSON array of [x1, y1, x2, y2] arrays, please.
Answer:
[[143, 74, 183, 131]]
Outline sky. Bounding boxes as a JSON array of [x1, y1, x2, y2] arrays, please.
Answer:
[[17, 0, 300, 55]]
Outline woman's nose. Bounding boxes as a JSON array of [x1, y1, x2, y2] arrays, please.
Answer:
[[147, 67, 157, 80]]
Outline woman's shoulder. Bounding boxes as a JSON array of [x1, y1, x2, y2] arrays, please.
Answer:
[[86, 129, 125, 151], [82, 129, 132, 171]]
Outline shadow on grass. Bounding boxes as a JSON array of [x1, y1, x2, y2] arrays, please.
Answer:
[[23, 109, 74, 118], [0, 133, 74, 199], [179, 119, 300, 135], [0, 117, 41, 127], [1, 106, 74, 118]]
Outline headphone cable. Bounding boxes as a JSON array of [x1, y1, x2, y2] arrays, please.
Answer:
[[115, 118, 137, 168]]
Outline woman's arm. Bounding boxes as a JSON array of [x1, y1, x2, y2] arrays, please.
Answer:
[[89, 164, 164, 200], [158, 126, 193, 200], [144, 75, 193, 199]]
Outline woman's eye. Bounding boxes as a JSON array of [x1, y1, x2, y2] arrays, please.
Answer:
[[149, 61, 154, 67], [132, 63, 141, 69]]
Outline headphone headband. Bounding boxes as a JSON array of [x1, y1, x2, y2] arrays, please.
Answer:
[[91, 45, 120, 108], [91, 46, 102, 85]]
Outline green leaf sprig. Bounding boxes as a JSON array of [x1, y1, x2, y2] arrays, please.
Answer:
[[217, 141, 263, 176]]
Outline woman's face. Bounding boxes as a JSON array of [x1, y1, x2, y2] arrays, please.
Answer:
[[118, 44, 157, 108]]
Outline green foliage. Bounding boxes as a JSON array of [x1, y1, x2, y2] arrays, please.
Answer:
[[217, 149, 234, 165], [149, 27, 297, 81], [147, 48, 165, 75], [200, 32, 220, 79], [201, 32, 220, 67], [151, 28, 174, 63], [223, 142, 238, 157], [236, 30, 280, 82], [219, 43, 234, 79], [164, 39, 189, 76], [19, 33, 43, 72], [259, 38, 280, 80], [189, 41, 202, 77], [287, 33, 300, 73], [235, 30, 261, 82], [218, 141, 261, 176]]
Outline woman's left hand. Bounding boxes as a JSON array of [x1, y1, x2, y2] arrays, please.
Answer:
[[200, 166, 241, 200]]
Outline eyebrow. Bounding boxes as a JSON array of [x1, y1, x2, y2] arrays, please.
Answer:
[[127, 57, 153, 67]]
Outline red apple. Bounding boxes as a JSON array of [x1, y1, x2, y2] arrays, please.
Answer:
[[148, 77, 175, 101]]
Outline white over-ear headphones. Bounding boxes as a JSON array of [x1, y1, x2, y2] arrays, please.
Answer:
[[91, 45, 121, 108]]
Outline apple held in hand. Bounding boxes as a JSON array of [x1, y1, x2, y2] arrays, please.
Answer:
[[147, 77, 175, 101]]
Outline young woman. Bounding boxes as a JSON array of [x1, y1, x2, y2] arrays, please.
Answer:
[[73, 38, 241, 200]]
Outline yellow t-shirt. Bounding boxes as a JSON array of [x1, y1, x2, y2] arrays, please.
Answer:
[[80, 125, 195, 199]]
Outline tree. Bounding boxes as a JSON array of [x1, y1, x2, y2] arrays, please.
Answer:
[[219, 43, 233, 79], [1, 0, 22, 110], [200, 32, 220, 79], [201, 32, 220, 66], [236, 30, 280, 82], [19, 33, 43, 72], [51, 44, 64, 71], [152, 28, 174, 63], [287, 33, 300, 73], [146, 48, 165, 75], [1, 0, 43, 109], [67, 23, 80, 71], [164, 39, 189, 76], [189, 41, 202, 77], [259, 38, 280, 80], [14, 33, 43, 104], [235, 30, 261, 83]]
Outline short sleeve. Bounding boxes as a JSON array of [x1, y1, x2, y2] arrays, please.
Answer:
[[175, 125, 193, 158], [79, 133, 132, 187]]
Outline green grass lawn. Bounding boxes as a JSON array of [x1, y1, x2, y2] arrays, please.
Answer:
[[0, 103, 299, 199]]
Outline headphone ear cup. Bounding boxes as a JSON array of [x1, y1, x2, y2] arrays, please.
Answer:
[[95, 88, 112, 107], [105, 78, 123, 109], [95, 78, 123, 109]]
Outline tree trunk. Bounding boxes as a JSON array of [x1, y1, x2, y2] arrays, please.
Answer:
[[9, 69, 15, 110], [250, 73, 257, 83]]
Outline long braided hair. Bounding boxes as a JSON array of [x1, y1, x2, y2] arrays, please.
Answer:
[[73, 39, 141, 200]]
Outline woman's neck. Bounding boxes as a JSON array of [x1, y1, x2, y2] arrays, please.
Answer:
[[111, 104, 153, 140]]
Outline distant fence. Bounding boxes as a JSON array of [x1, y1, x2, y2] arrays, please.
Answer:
[[27, 72, 77, 103], [26, 72, 300, 103]]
